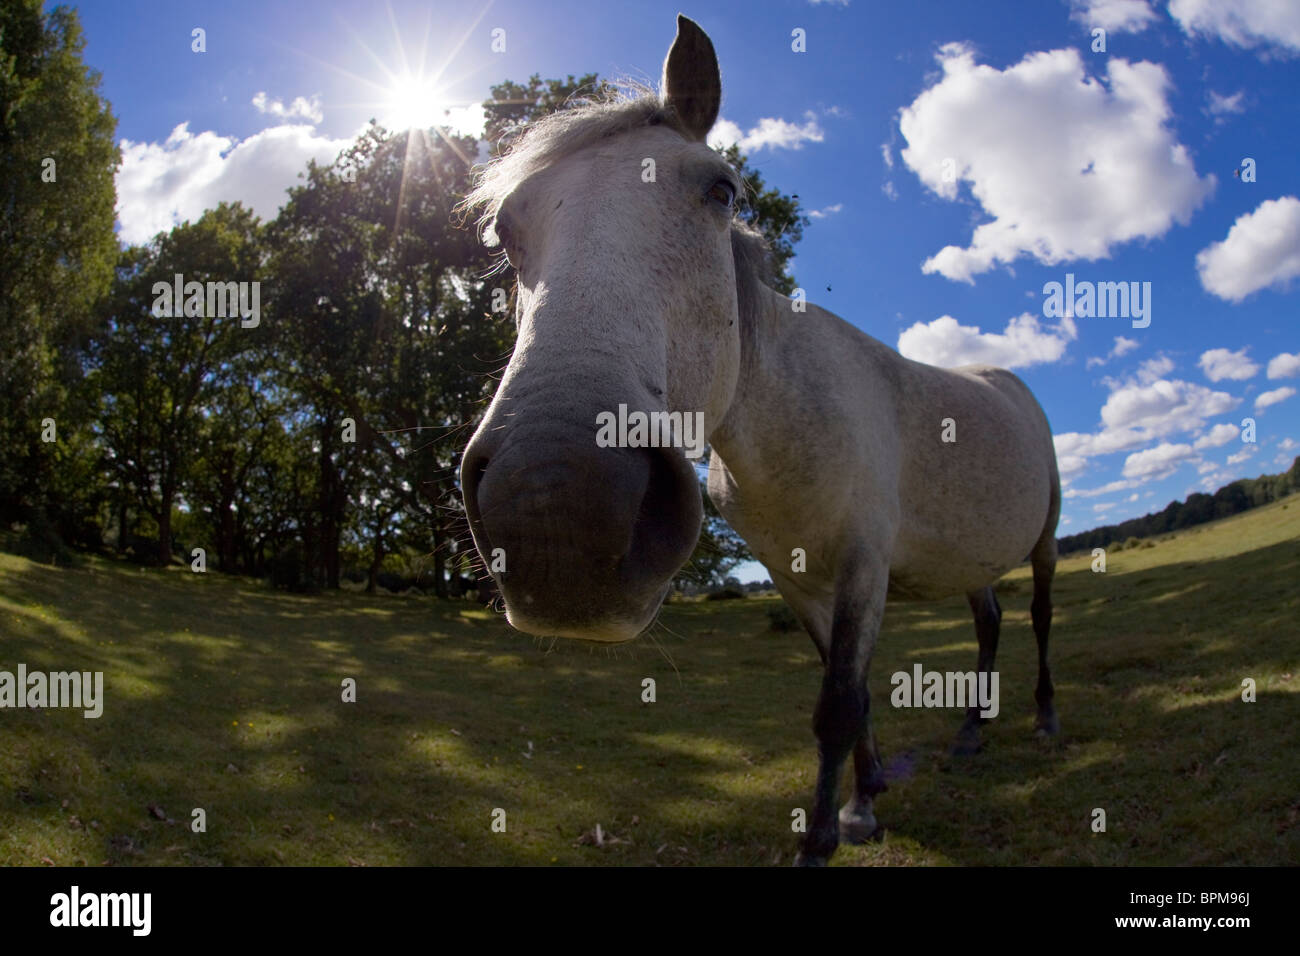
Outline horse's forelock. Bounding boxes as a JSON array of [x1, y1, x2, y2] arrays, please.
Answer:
[[457, 85, 771, 344], [459, 85, 673, 243]]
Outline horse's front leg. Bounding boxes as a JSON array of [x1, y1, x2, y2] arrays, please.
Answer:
[[839, 718, 887, 844], [795, 558, 888, 866]]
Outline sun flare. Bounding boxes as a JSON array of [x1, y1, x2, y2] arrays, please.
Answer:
[[383, 74, 446, 132]]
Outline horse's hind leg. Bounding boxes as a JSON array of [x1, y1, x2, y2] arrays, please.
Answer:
[[1031, 535, 1059, 736], [839, 719, 887, 843], [952, 585, 1000, 756]]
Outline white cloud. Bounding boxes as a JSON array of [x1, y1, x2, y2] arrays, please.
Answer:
[[1093, 501, 1118, 512], [1198, 347, 1260, 381], [1064, 478, 1138, 499], [881, 181, 898, 201], [1194, 423, 1240, 448], [1087, 335, 1140, 368], [1169, 0, 1300, 54], [1196, 196, 1300, 301], [1137, 356, 1175, 384], [1127, 492, 1139, 501], [897, 312, 1077, 369], [435, 103, 488, 139], [1280, 438, 1300, 452], [1267, 352, 1300, 379], [898, 44, 1213, 282], [1112, 336, 1140, 358], [881, 142, 894, 169], [1057, 453, 1089, 478], [1226, 446, 1257, 465], [1069, 0, 1158, 33], [252, 91, 323, 124], [1205, 89, 1246, 121], [809, 203, 843, 219], [708, 119, 743, 149], [1102, 378, 1238, 435], [1255, 386, 1297, 410], [1054, 377, 1240, 479], [116, 122, 352, 245], [1123, 442, 1196, 479], [708, 111, 825, 152]]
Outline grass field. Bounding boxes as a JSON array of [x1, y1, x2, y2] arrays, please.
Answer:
[[2, 498, 1297, 866]]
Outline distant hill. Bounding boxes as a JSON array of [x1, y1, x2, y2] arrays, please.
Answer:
[[1058, 455, 1300, 555]]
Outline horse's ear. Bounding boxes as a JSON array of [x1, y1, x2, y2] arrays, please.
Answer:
[[661, 14, 721, 142]]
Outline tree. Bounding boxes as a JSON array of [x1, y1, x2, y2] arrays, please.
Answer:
[[1056, 456, 1300, 554], [267, 123, 512, 590], [0, 1, 119, 537], [676, 469, 753, 589], [482, 73, 609, 153], [93, 203, 266, 566], [714, 142, 807, 295], [186, 354, 281, 572]]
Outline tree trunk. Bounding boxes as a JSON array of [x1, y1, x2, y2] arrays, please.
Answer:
[[218, 498, 236, 571], [325, 510, 341, 590], [116, 497, 128, 553], [156, 491, 173, 566], [431, 516, 448, 599], [317, 431, 343, 590], [365, 518, 384, 594]]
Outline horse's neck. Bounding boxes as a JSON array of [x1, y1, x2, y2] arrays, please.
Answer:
[[710, 284, 899, 488], [711, 285, 833, 475]]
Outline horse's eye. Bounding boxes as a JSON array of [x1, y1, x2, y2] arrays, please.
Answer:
[[707, 180, 736, 208]]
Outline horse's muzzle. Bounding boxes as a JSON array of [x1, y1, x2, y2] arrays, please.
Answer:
[[460, 429, 702, 641]]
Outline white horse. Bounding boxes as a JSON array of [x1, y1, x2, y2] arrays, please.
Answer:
[[460, 15, 1061, 866]]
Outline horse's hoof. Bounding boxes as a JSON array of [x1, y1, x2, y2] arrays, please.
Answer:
[[838, 809, 882, 845], [793, 851, 829, 867], [841, 820, 884, 844], [1035, 712, 1060, 737]]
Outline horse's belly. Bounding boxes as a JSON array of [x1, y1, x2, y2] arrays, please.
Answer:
[[889, 524, 1033, 600], [887, 554, 1016, 600]]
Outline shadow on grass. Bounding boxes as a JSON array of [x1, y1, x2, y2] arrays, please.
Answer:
[[0, 524, 1296, 866]]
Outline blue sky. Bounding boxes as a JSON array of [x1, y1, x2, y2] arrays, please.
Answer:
[[71, 0, 1299, 580]]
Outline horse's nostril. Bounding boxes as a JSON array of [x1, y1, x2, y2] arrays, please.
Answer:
[[464, 454, 488, 497], [461, 451, 491, 534], [623, 447, 703, 582]]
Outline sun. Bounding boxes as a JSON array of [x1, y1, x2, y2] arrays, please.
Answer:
[[382, 73, 447, 132]]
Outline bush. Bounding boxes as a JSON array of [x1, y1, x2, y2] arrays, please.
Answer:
[[767, 603, 800, 632], [706, 585, 746, 600], [375, 570, 413, 593], [1124, 537, 1141, 550], [269, 542, 317, 593], [14, 510, 75, 566]]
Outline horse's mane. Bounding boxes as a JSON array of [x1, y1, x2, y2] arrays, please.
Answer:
[[458, 83, 775, 323]]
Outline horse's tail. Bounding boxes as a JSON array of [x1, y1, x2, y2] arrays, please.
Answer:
[[1029, 439, 1060, 735]]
